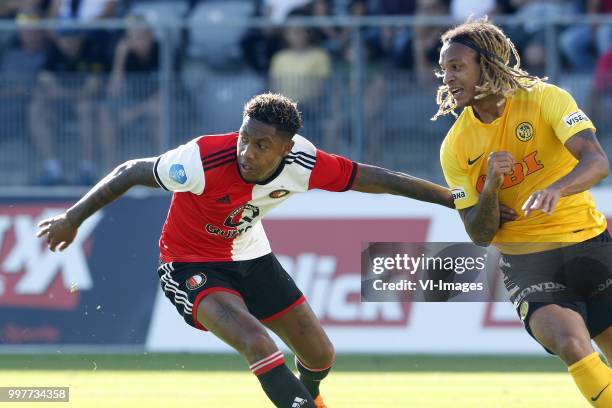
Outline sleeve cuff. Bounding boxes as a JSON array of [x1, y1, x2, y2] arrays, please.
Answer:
[[341, 161, 358, 192], [153, 156, 169, 191]]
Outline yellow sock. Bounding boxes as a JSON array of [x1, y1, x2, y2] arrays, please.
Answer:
[[568, 352, 612, 407]]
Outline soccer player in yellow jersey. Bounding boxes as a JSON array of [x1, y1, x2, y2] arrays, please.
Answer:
[[436, 18, 612, 406]]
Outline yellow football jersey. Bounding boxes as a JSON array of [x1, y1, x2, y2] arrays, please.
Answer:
[[440, 82, 607, 254]]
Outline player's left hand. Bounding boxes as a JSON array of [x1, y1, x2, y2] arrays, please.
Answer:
[[499, 204, 518, 225], [521, 187, 562, 217]]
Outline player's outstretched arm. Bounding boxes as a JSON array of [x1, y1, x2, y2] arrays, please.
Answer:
[[350, 163, 455, 208], [36, 158, 159, 251]]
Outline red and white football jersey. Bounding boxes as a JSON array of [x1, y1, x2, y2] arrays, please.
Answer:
[[153, 132, 357, 262]]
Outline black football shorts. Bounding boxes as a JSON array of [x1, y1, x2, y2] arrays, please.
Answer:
[[157, 253, 304, 331], [499, 230, 612, 352]]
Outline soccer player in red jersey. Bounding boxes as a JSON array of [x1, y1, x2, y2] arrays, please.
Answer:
[[37, 93, 453, 408]]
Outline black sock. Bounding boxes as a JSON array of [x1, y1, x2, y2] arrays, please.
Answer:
[[252, 353, 314, 408], [296, 357, 333, 399]]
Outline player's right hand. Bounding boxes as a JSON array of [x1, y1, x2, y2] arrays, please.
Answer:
[[486, 151, 515, 188], [36, 214, 78, 252]]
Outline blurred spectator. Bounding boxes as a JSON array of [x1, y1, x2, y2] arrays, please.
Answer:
[[560, 0, 612, 72], [0, 10, 48, 145], [0, 0, 52, 50], [0, 0, 22, 18], [371, 0, 448, 71], [48, 0, 117, 21], [265, 0, 313, 23], [28, 30, 110, 185], [270, 19, 331, 143], [0, 0, 49, 18], [378, 0, 417, 14], [240, 0, 284, 74], [511, 0, 577, 74], [99, 15, 161, 172], [348, 0, 368, 16], [186, 1, 254, 69], [329, 61, 388, 164], [375, 0, 418, 68], [591, 50, 612, 128], [304, 0, 344, 56], [0, 12, 47, 81], [327, 13, 389, 161], [339, 0, 397, 63], [495, 0, 519, 13], [451, 0, 496, 20], [412, 0, 450, 81], [46, 0, 118, 58]]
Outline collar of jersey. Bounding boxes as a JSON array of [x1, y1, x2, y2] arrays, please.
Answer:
[[236, 159, 286, 185], [466, 97, 511, 127]]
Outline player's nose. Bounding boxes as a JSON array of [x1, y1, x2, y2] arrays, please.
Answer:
[[241, 144, 256, 161], [443, 70, 454, 85]]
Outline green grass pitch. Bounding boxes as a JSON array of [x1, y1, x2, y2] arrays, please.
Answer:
[[0, 354, 585, 407]]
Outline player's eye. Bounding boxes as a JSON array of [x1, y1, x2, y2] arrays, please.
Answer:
[[257, 144, 267, 150]]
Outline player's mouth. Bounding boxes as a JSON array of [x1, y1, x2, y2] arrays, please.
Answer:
[[450, 87, 464, 99], [239, 162, 256, 175]]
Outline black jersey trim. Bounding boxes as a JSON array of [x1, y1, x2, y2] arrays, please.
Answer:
[[204, 157, 236, 171], [236, 159, 286, 185], [286, 153, 316, 165], [257, 159, 286, 185], [201, 146, 235, 162], [289, 150, 316, 161], [153, 156, 169, 191], [202, 150, 235, 167], [284, 157, 315, 170], [341, 161, 358, 192]]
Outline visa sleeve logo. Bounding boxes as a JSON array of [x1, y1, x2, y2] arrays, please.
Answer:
[[451, 187, 467, 200], [563, 110, 590, 128], [169, 164, 187, 184]]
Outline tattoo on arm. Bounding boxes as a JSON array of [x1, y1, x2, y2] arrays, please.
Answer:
[[459, 187, 500, 246], [351, 164, 454, 208], [67, 158, 159, 226]]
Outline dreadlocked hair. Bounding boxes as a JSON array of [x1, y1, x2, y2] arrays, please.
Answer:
[[432, 16, 544, 121], [243, 92, 302, 137]]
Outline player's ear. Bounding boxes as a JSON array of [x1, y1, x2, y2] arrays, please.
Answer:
[[281, 139, 294, 156]]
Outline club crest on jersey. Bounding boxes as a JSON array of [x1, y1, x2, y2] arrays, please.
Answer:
[[186, 273, 207, 290], [515, 122, 534, 142], [269, 189, 290, 199], [169, 164, 187, 184]]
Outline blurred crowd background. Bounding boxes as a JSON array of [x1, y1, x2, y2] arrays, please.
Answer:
[[0, 0, 610, 186]]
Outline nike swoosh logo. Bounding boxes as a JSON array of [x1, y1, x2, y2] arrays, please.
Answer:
[[467, 153, 484, 166], [592, 383, 610, 401]]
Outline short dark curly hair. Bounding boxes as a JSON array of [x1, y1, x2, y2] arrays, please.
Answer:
[[243, 93, 302, 137]]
